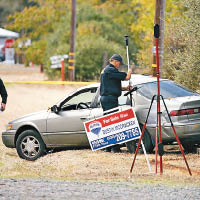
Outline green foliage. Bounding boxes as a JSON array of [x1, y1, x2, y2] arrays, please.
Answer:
[[0, 0, 33, 26], [6, 0, 129, 81], [163, 0, 200, 90], [43, 17, 70, 79], [5, 0, 197, 86], [6, 0, 70, 78], [87, 0, 138, 64], [76, 35, 125, 81], [25, 40, 46, 66], [128, 0, 183, 73], [74, 3, 126, 80]]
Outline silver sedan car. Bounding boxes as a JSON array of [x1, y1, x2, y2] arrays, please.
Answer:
[[2, 74, 200, 160]]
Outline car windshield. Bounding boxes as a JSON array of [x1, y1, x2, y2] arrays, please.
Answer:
[[137, 80, 199, 99]]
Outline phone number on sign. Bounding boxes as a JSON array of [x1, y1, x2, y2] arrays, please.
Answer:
[[91, 127, 140, 149], [114, 127, 140, 142]]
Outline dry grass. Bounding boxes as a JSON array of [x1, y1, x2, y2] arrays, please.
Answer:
[[0, 141, 200, 186], [0, 65, 200, 186]]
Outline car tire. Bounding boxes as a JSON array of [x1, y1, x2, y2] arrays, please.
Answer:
[[181, 142, 197, 153], [16, 130, 46, 161], [126, 125, 154, 154]]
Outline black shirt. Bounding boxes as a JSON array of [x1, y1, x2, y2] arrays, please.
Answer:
[[100, 64, 127, 97], [0, 78, 8, 104]]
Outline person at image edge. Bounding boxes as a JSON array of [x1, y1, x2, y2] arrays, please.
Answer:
[[0, 78, 8, 111]]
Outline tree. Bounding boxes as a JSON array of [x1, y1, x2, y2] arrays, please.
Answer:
[[74, 2, 127, 80], [6, 0, 187, 82], [163, 0, 200, 90], [6, 0, 70, 66], [89, 0, 183, 74], [6, 0, 129, 81], [129, 0, 183, 74], [86, 0, 138, 65], [0, 0, 36, 26]]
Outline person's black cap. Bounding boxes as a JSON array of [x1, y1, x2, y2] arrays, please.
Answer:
[[110, 54, 125, 65]]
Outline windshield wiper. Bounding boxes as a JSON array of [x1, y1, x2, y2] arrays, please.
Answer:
[[124, 86, 142, 96]]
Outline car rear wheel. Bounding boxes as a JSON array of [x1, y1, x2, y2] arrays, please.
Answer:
[[126, 126, 154, 154], [181, 142, 197, 153], [16, 130, 46, 161]]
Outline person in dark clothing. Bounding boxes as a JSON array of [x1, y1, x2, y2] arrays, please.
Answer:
[[100, 54, 132, 153], [0, 78, 8, 111]]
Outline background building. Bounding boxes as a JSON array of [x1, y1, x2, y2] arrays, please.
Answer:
[[0, 28, 19, 64]]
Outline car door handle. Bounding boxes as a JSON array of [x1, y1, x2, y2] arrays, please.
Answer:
[[80, 117, 88, 120]]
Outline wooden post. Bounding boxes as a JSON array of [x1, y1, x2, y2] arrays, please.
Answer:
[[61, 59, 65, 81], [68, 0, 76, 81]]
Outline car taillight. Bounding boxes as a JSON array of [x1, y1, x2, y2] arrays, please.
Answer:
[[170, 108, 200, 116]]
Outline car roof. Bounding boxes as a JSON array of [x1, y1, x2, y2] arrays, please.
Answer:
[[129, 74, 167, 85], [76, 83, 99, 92], [77, 74, 168, 91]]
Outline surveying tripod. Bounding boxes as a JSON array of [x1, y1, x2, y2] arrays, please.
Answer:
[[125, 25, 192, 176]]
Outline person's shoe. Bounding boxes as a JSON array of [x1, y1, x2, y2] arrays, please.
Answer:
[[103, 147, 111, 152]]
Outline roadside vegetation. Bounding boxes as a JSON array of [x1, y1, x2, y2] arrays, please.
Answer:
[[1, 0, 200, 90], [163, 0, 200, 90]]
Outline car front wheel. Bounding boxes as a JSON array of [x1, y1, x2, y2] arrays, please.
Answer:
[[16, 130, 46, 161]]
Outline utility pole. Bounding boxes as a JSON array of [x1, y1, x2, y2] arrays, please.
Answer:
[[152, 0, 160, 77], [68, 0, 76, 81], [152, 0, 165, 77], [159, 0, 166, 77]]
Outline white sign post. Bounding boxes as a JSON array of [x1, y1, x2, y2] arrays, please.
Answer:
[[50, 55, 68, 69]]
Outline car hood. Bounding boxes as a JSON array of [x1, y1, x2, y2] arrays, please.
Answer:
[[10, 110, 50, 125]]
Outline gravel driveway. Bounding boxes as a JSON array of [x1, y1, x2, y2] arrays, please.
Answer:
[[0, 178, 200, 200]]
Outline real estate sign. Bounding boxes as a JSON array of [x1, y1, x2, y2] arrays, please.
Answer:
[[84, 108, 141, 151]]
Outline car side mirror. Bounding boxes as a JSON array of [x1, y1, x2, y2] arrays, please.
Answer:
[[51, 105, 60, 114]]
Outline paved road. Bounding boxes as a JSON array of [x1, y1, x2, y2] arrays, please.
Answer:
[[0, 178, 200, 200]]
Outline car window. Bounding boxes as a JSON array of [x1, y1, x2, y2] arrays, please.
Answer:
[[137, 80, 199, 99], [63, 88, 97, 107], [119, 93, 129, 105], [94, 90, 129, 108]]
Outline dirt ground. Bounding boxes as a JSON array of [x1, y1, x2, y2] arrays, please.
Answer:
[[0, 64, 47, 81], [0, 64, 200, 185]]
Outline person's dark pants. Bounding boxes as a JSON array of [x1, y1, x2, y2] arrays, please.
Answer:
[[100, 96, 118, 111], [100, 96, 121, 153]]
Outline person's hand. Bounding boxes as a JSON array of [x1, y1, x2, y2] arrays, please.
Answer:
[[122, 85, 132, 91], [128, 66, 132, 74], [127, 85, 132, 90], [1, 103, 6, 111]]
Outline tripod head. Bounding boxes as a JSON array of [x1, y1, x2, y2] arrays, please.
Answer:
[[124, 35, 129, 46], [154, 24, 160, 39]]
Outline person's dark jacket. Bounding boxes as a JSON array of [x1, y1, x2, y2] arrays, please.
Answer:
[[0, 78, 8, 104], [100, 64, 127, 97]]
